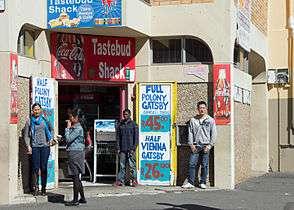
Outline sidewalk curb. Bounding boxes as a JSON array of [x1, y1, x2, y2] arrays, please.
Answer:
[[11, 186, 220, 205]]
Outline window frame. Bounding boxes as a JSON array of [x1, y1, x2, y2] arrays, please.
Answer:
[[183, 37, 213, 64], [151, 36, 213, 65], [151, 37, 184, 65], [17, 28, 36, 59]]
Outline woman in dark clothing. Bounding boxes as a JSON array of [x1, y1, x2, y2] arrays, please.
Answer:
[[64, 108, 86, 206], [24, 103, 54, 196]]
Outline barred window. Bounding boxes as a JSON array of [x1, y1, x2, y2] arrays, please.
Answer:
[[152, 39, 182, 63], [185, 38, 213, 63], [151, 37, 213, 64]]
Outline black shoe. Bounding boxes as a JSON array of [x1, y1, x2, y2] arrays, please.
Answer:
[[79, 198, 87, 204], [40, 189, 47, 196], [65, 200, 79, 206], [32, 189, 39, 196]]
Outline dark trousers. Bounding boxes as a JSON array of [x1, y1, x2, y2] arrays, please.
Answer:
[[117, 151, 137, 183], [32, 147, 50, 190]]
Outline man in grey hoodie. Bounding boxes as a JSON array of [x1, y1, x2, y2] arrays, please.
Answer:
[[182, 101, 217, 189]]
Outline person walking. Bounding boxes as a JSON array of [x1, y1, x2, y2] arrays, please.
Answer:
[[116, 109, 139, 187], [64, 108, 87, 206], [182, 101, 217, 189], [24, 103, 54, 196]]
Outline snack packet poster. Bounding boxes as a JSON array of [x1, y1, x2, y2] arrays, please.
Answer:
[[47, 0, 122, 29]]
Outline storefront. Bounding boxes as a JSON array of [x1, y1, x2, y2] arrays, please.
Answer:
[[51, 32, 136, 181]]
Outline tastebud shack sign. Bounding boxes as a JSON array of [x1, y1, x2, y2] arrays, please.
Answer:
[[47, 0, 121, 28], [138, 84, 172, 185], [51, 33, 135, 82]]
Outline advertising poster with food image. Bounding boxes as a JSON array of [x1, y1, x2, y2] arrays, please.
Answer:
[[51, 33, 135, 82], [47, 0, 121, 28], [213, 64, 231, 125], [138, 84, 172, 185]]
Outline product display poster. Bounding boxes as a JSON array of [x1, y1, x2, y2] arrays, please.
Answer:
[[47, 0, 122, 29], [32, 77, 56, 188], [10, 53, 18, 124], [213, 64, 231, 125], [138, 84, 172, 185]]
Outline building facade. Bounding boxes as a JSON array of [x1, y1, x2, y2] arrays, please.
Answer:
[[268, 0, 294, 172], [0, 0, 269, 204]]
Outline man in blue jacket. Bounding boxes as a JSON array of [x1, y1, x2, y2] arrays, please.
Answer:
[[116, 109, 139, 187]]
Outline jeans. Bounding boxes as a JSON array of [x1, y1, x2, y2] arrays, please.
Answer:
[[188, 147, 209, 185], [32, 147, 50, 188], [117, 151, 137, 183]]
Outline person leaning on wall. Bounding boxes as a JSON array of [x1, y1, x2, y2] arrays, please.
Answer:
[[181, 101, 217, 189], [24, 103, 54, 196]]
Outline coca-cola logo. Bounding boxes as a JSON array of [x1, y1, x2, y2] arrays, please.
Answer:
[[56, 43, 84, 62]]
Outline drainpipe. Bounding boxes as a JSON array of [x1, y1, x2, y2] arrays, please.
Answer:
[[288, 0, 294, 133]]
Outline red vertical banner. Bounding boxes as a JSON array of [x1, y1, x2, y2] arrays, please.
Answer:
[[10, 53, 18, 124], [213, 64, 231, 125]]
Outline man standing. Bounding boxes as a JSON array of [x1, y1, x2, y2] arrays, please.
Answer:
[[182, 101, 217, 189], [116, 109, 139, 187]]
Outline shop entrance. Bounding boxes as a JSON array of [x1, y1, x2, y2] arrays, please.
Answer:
[[57, 83, 124, 182]]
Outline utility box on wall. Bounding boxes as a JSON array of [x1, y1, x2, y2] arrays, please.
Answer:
[[268, 69, 289, 84]]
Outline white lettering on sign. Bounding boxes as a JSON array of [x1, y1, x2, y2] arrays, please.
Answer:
[[92, 39, 131, 57], [98, 62, 125, 80]]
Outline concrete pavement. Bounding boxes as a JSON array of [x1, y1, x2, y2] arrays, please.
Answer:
[[2, 172, 294, 209]]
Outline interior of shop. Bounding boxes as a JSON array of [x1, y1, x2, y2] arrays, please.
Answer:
[[58, 83, 122, 182]]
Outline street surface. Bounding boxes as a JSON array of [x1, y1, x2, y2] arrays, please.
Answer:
[[1, 172, 294, 210]]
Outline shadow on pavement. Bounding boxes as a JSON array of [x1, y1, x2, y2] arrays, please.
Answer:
[[284, 202, 294, 210], [47, 192, 65, 204], [157, 202, 220, 210]]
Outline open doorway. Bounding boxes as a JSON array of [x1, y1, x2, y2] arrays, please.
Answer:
[[57, 83, 123, 182]]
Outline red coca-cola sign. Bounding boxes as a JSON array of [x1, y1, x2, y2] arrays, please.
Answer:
[[213, 64, 231, 125], [51, 32, 135, 82]]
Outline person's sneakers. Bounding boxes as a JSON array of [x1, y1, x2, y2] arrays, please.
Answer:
[[65, 200, 79, 206], [79, 198, 87, 204], [181, 182, 195, 189], [115, 180, 124, 187], [199, 183, 207, 189], [129, 180, 138, 187]]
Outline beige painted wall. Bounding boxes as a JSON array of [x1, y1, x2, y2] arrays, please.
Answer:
[[150, 1, 235, 63], [0, 53, 12, 204], [280, 148, 294, 171], [125, 0, 151, 34], [214, 126, 233, 189], [268, 0, 287, 69], [0, 0, 47, 53], [251, 83, 269, 173]]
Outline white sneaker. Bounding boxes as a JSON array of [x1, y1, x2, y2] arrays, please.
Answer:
[[181, 182, 195, 189], [199, 183, 207, 189]]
